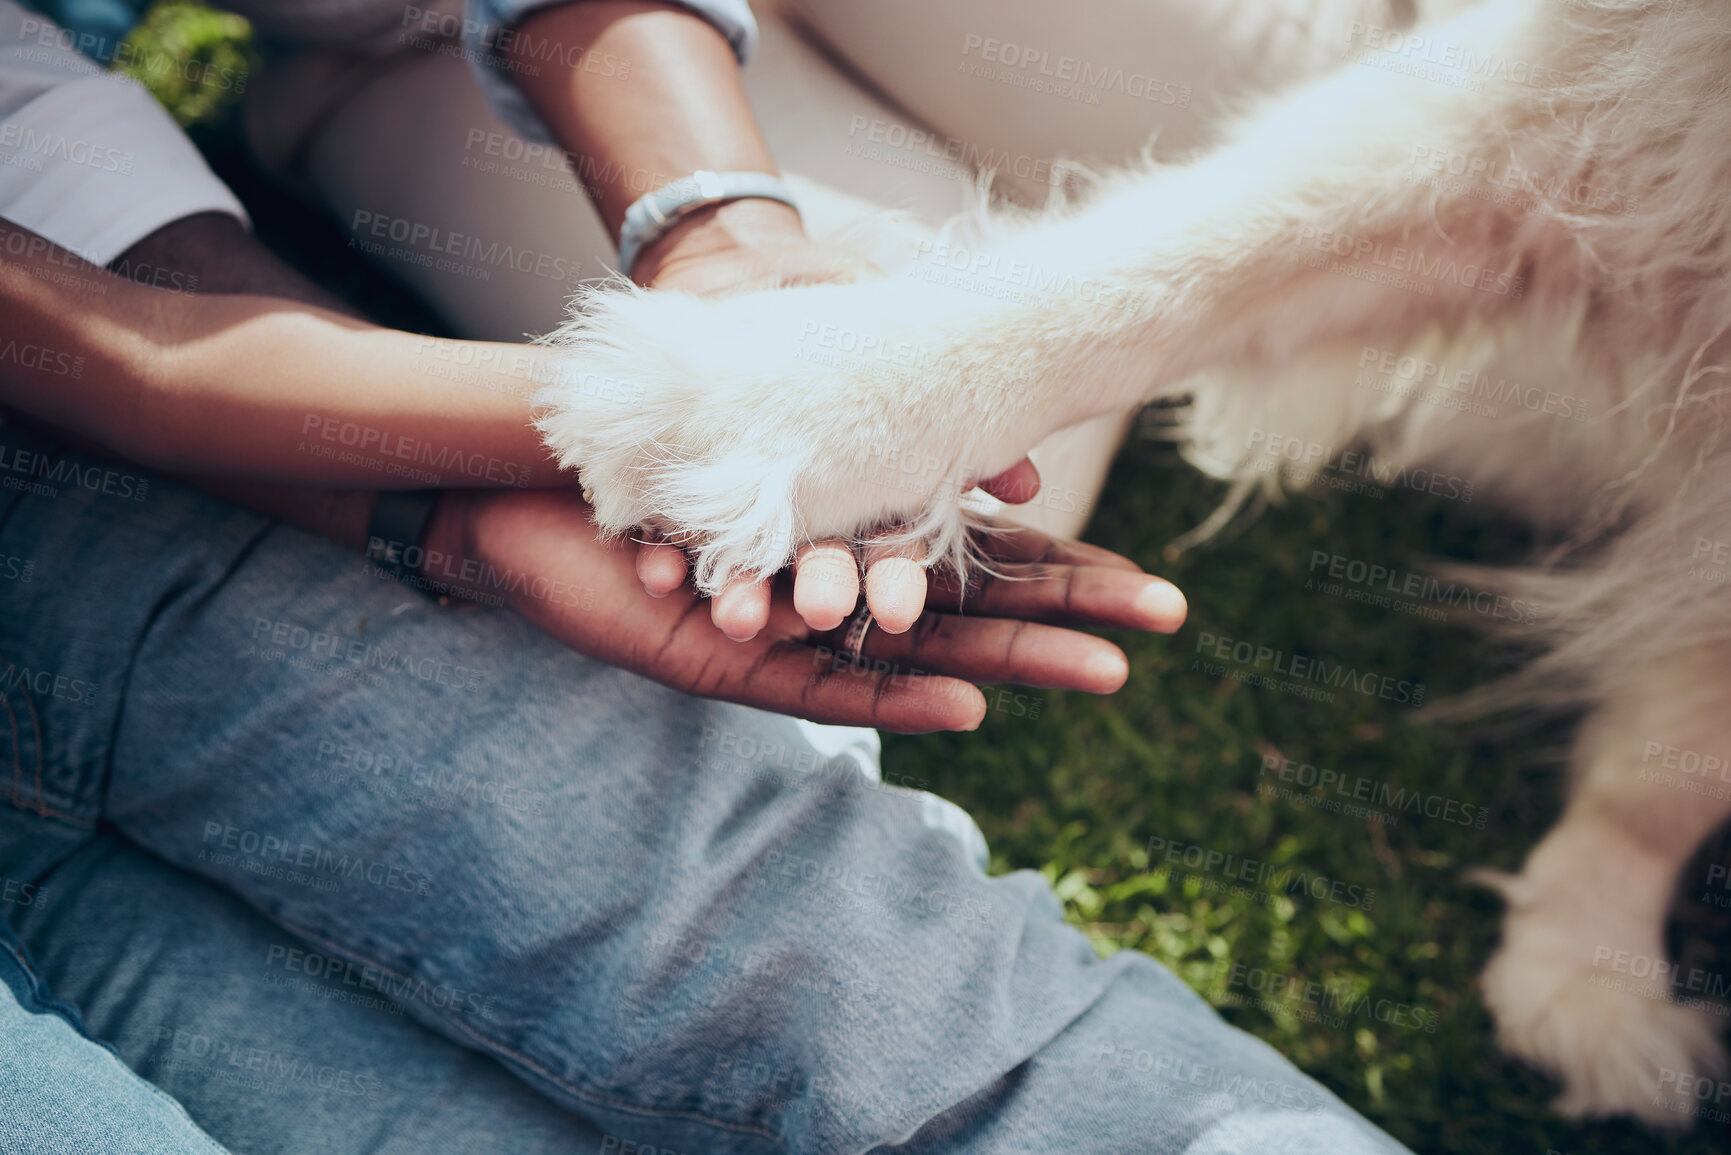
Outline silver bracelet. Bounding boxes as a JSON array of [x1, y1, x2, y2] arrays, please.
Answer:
[[616, 170, 799, 278]]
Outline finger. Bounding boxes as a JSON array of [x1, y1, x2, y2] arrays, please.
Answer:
[[711, 577, 772, 641], [636, 540, 689, 598], [926, 564, 1188, 633], [671, 627, 988, 733], [933, 522, 1146, 584], [862, 542, 927, 634], [976, 457, 1041, 504], [477, 492, 984, 732], [855, 613, 1130, 694], [786, 643, 987, 732], [792, 540, 860, 632]]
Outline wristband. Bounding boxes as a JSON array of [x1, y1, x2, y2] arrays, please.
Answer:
[[364, 490, 441, 584], [617, 170, 799, 277]]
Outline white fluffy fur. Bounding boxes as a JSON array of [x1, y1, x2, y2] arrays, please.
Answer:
[[539, 0, 1731, 1125]]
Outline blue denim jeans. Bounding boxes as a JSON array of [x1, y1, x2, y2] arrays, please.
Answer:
[[0, 414, 1409, 1154]]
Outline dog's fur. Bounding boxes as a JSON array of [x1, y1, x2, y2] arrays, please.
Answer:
[[539, 0, 1731, 1126]]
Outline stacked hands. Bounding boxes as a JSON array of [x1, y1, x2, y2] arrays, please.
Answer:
[[466, 485, 1186, 735], [8, 198, 1185, 739], [509, 205, 1186, 733]]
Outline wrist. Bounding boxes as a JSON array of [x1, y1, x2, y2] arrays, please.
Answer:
[[631, 197, 806, 286], [419, 489, 564, 614], [403, 489, 491, 603]]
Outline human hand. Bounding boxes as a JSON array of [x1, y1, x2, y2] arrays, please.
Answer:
[[448, 488, 1186, 733], [630, 199, 1042, 640]]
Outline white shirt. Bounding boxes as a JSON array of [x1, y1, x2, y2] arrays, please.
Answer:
[[0, 0, 248, 266]]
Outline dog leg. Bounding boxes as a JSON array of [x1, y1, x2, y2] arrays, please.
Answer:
[[1476, 644, 1731, 1126], [539, 0, 1654, 590]]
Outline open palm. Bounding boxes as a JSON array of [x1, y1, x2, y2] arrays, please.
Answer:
[[463, 489, 1186, 733]]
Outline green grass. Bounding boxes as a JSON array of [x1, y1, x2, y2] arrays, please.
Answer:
[[119, 2, 1731, 1149], [888, 429, 1731, 1154], [113, 0, 254, 127]]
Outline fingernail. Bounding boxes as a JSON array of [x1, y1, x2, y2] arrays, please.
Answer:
[[1133, 581, 1188, 630], [866, 557, 926, 628], [1087, 647, 1129, 687]]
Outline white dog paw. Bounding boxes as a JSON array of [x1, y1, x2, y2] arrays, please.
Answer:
[[535, 279, 1027, 593], [1479, 924, 1728, 1127]]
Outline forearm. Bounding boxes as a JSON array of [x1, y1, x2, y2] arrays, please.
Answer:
[[146, 301, 555, 486], [0, 221, 559, 487], [508, 1, 805, 281]]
